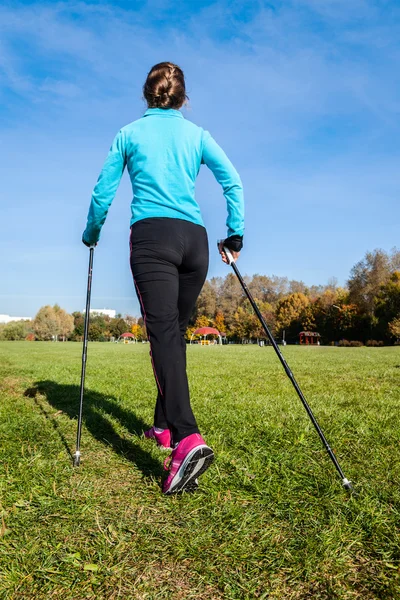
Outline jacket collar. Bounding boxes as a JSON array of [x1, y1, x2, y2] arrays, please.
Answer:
[[143, 108, 183, 119]]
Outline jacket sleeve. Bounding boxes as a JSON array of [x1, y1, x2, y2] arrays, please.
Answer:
[[82, 130, 126, 245], [201, 130, 244, 238]]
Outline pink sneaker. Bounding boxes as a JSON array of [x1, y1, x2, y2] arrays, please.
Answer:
[[163, 433, 214, 495], [144, 427, 172, 450]]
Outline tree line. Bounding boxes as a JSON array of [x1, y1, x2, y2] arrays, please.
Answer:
[[0, 306, 147, 343], [189, 247, 400, 345], [1, 248, 399, 345]]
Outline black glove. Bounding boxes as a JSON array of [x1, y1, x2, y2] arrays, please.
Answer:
[[223, 235, 243, 252]]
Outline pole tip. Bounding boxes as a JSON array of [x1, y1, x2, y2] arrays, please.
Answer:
[[342, 478, 353, 491], [73, 451, 81, 467]]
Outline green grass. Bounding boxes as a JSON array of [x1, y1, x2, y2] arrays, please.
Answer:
[[0, 342, 399, 599]]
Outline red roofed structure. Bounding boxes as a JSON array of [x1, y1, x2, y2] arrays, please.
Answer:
[[117, 332, 137, 343], [190, 327, 222, 345], [299, 331, 321, 345]]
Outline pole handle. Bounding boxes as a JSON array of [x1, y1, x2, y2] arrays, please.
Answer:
[[217, 239, 235, 265], [223, 246, 235, 265]]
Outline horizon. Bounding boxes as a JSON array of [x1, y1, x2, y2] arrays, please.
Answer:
[[0, 272, 344, 321]]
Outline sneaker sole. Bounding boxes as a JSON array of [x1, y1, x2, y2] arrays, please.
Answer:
[[164, 447, 214, 495], [183, 478, 199, 494]]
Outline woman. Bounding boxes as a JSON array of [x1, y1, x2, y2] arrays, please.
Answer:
[[82, 62, 244, 494]]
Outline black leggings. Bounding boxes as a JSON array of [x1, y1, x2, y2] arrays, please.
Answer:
[[130, 218, 209, 444]]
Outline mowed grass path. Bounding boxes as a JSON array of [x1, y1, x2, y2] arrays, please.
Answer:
[[0, 342, 399, 599]]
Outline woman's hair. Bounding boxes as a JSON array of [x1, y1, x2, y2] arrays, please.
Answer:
[[143, 62, 188, 109]]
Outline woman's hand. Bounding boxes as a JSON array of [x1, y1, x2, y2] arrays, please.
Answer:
[[218, 241, 240, 264]]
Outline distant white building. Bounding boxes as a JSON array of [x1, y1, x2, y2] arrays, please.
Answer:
[[0, 314, 32, 324], [89, 309, 116, 319]]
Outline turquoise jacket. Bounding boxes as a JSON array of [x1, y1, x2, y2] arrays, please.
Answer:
[[83, 108, 244, 245]]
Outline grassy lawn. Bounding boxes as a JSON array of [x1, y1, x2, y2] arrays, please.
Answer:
[[0, 342, 399, 599]]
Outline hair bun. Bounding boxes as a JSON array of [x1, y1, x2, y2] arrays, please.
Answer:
[[144, 62, 188, 109]]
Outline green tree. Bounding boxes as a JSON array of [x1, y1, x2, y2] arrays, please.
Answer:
[[88, 321, 104, 341], [71, 312, 84, 340], [348, 249, 393, 315], [374, 271, 400, 340], [326, 303, 361, 342], [109, 317, 129, 338], [2, 320, 31, 341], [88, 315, 108, 341]]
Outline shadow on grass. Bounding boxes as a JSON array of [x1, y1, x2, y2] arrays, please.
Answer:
[[25, 380, 164, 480], [32, 393, 74, 462]]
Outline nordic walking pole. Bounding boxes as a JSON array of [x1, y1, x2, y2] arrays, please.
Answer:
[[220, 243, 353, 491], [74, 245, 95, 467]]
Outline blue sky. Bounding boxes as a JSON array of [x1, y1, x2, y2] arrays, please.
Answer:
[[1, 0, 399, 318]]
